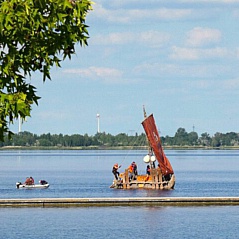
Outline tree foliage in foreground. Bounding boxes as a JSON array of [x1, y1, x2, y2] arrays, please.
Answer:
[[1, 129, 239, 148], [0, 0, 93, 141]]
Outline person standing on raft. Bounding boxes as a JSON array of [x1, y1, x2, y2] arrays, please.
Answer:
[[112, 163, 121, 180]]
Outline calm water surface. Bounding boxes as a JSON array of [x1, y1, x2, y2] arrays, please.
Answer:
[[0, 149, 239, 238]]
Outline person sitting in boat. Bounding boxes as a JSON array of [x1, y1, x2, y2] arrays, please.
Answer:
[[25, 176, 34, 185], [112, 163, 121, 180], [39, 180, 48, 185]]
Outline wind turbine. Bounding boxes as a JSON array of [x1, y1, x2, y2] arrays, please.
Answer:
[[96, 113, 100, 133]]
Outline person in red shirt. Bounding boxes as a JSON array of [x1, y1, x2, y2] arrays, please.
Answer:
[[25, 176, 34, 185]]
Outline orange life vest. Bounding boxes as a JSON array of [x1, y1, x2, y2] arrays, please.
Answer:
[[128, 165, 133, 173]]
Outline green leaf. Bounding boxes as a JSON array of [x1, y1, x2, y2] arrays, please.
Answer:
[[0, 0, 93, 141]]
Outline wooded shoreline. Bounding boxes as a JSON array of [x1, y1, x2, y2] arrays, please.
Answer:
[[1, 145, 239, 150], [1, 130, 239, 149]]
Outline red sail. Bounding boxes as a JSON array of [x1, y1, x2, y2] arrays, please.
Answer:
[[142, 114, 174, 175]]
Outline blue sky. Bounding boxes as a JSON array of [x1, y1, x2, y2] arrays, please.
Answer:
[[11, 0, 239, 137]]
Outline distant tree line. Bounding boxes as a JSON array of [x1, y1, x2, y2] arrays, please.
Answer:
[[0, 128, 239, 148]]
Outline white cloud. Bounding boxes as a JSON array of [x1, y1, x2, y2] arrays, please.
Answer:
[[63, 67, 123, 83], [186, 27, 222, 47], [92, 3, 192, 23], [190, 79, 211, 89], [93, 32, 134, 45], [236, 48, 239, 58], [232, 9, 239, 18], [170, 46, 228, 60], [133, 62, 231, 78], [179, 0, 239, 3], [170, 47, 199, 60], [92, 31, 170, 48], [127, 8, 192, 21], [138, 31, 171, 47], [222, 78, 239, 90], [96, 0, 239, 9]]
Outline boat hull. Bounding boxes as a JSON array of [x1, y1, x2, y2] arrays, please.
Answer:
[[16, 182, 50, 189], [110, 172, 175, 190]]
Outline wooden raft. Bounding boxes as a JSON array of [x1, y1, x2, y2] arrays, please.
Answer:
[[115, 168, 165, 189]]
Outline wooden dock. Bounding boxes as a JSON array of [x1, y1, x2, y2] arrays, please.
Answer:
[[1, 197, 239, 207]]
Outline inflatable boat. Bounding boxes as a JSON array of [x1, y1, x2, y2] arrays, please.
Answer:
[[16, 180, 50, 189]]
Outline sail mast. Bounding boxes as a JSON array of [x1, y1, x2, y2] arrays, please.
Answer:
[[143, 106, 154, 169]]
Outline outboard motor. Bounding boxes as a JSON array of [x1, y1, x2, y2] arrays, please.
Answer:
[[16, 182, 22, 189]]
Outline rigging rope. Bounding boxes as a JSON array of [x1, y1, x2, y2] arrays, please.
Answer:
[[118, 124, 146, 167]]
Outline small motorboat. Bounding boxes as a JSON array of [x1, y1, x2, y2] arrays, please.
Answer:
[[16, 180, 50, 189]]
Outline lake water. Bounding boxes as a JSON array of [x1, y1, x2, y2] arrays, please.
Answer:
[[1, 149, 239, 238]]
